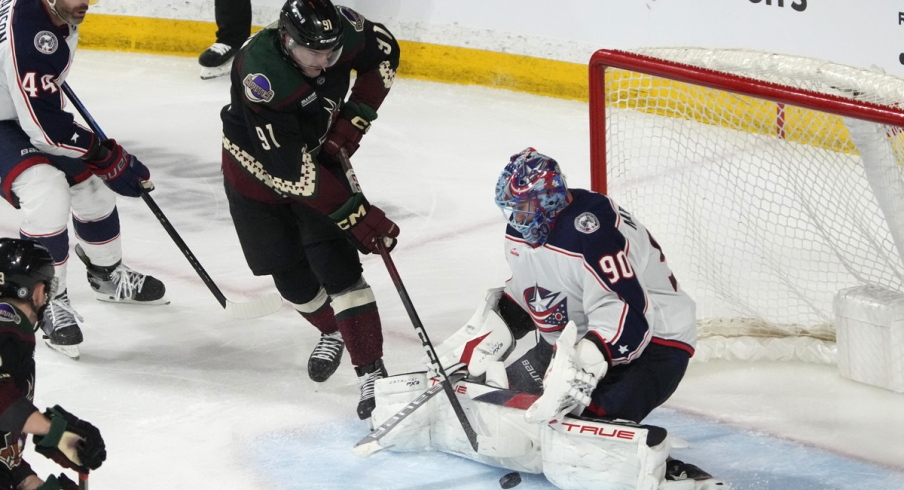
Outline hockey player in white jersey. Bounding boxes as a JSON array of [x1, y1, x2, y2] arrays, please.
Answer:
[[0, 0, 168, 359], [495, 147, 697, 424], [369, 149, 725, 489]]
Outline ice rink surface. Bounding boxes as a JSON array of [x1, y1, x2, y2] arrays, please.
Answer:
[[1, 51, 902, 489]]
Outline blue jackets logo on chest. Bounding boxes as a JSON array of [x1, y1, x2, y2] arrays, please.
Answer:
[[523, 286, 569, 332]]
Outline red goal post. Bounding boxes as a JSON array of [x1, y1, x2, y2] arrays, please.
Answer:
[[587, 48, 904, 362]]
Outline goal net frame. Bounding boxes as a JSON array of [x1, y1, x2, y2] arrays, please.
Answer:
[[588, 49, 904, 362]]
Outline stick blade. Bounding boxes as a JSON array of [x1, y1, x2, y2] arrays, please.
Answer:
[[225, 293, 283, 319], [352, 438, 389, 458]]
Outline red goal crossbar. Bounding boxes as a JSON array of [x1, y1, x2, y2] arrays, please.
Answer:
[[588, 49, 904, 194]]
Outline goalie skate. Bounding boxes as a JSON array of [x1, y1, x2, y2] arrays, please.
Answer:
[[663, 458, 730, 489], [40, 290, 83, 360], [75, 245, 169, 305]]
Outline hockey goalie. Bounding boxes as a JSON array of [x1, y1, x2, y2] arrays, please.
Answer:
[[367, 149, 727, 490]]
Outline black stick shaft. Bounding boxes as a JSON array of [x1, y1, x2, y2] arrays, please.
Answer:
[[375, 241, 479, 451], [61, 82, 228, 308], [336, 149, 479, 452]]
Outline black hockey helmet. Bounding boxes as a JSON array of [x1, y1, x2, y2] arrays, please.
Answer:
[[279, 0, 344, 51], [0, 238, 55, 301]]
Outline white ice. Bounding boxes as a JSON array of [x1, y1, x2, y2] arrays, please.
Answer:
[[1, 51, 902, 490]]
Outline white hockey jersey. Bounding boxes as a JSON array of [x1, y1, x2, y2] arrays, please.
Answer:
[[503, 188, 697, 366], [0, 0, 96, 158]]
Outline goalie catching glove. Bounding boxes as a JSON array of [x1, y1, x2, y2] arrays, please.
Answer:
[[322, 102, 377, 160], [33, 405, 107, 472], [525, 322, 608, 424], [83, 139, 153, 197], [330, 193, 399, 254]]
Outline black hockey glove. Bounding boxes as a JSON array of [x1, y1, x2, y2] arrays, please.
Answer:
[[34, 405, 107, 472], [84, 139, 153, 198], [322, 102, 377, 159], [35, 473, 79, 490], [329, 193, 399, 254]]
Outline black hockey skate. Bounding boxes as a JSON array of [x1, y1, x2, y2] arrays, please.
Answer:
[[665, 458, 729, 489], [75, 245, 169, 305], [355, 358, 387, 420], [199, 42, 235, 80], [308, 331, 345, 382], [40, 290, 84, 360]]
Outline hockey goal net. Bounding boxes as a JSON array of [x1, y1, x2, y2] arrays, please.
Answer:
[[590, 48, 904, 362]]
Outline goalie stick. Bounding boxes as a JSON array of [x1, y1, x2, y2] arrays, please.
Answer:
[[354, 367, 468, 457], [336, 149, 480, 452], [61, 83, 282, 319]]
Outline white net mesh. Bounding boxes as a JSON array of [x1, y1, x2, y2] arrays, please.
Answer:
[[596, 48, 904, 360]]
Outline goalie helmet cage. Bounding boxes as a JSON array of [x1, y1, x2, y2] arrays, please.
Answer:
[[588, 48, 904, 362]]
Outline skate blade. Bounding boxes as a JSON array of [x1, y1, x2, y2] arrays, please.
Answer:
[[44, 339, 80, 360], [200, 62, 232, 80], [95, 293, 171, 305]]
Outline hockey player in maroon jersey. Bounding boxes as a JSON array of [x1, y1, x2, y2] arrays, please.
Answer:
[[0, 0, 168, 360], [0, 238, 106, 490], [220, 0, 400, 420]]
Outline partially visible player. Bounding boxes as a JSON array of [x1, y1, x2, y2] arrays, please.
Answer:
[[220, 0, 400, 420], [198, 0, 252, 79], [0, 238, 107, 490], [0, 0, 169, 359]]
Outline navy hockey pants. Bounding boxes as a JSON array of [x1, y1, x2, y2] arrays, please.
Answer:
[[507, 336, 689, 423]]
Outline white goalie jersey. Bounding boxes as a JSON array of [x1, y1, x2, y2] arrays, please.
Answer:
[[502, 188, 697, 365]]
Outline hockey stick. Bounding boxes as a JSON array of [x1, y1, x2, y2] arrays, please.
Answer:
[[353, 367, 467, 457], [61, 82, 282, 319], [78, 472, 88, 490], [336, 149, 480, 452]]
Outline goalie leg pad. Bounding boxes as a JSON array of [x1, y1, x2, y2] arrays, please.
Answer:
[[430, 381, 543, 474], [541, 417, 669, 490], [373, 374, 543, 473], [372, 372, 435, 451]]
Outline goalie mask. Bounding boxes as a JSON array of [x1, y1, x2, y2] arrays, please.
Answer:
[[279, 0, 344, 77], [0, 238, 56, 321], [495, 148, 569, 246]]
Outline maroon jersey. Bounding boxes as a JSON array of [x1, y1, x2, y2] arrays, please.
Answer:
[[0, 302, 38, 489]]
